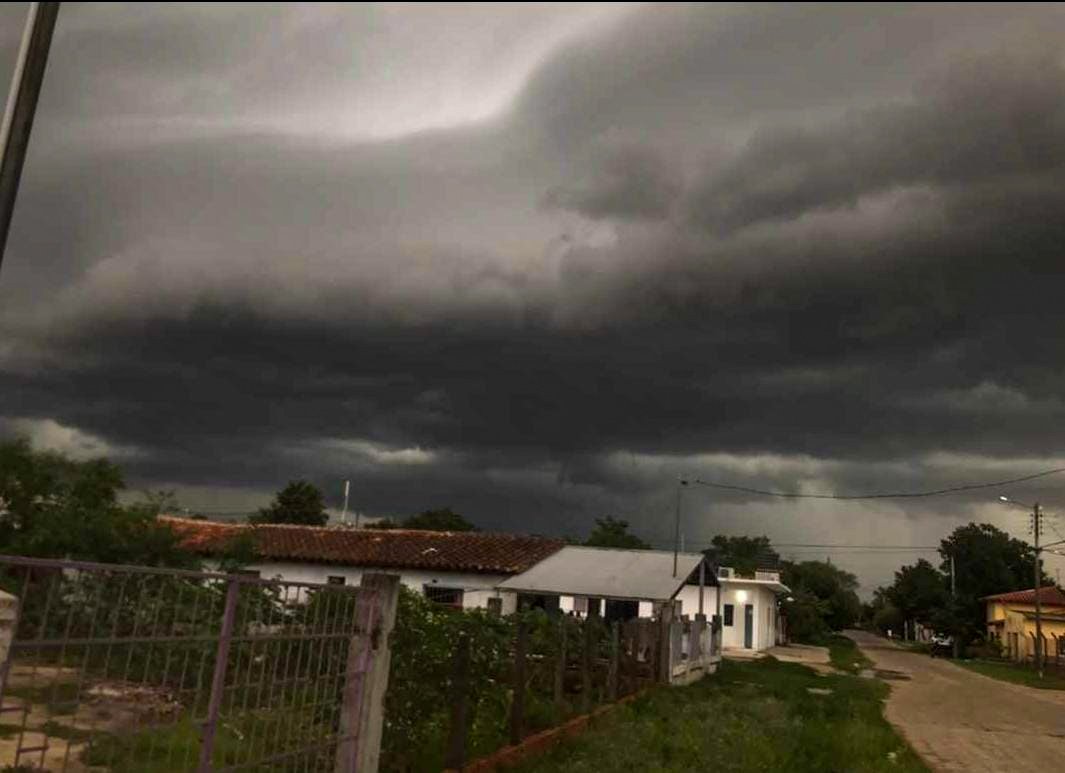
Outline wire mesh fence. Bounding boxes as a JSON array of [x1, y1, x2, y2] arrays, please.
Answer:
[[0, 555, 386, 772]]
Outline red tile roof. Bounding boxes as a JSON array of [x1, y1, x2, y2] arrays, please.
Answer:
[[159, 516, 564, 575], [982, 587, 1065, 606]]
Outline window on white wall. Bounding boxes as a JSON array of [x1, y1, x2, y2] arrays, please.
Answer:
[[327, 576, 346, 586], [424, 585, 464, 608], [723, 604, 734, 626]]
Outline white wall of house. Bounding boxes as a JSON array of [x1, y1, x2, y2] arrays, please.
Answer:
[[715, 582, 779, 650], [673, 584, 715, 619], [220, 560, 519, 614]]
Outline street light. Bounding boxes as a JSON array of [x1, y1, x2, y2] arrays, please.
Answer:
[[997, 494, 1045, 677]]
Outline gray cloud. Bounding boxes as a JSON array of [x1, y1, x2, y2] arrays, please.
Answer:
[[542, 139, 679, 220], [685, 53, 1065, 233], [4, 4, 1065, 591]]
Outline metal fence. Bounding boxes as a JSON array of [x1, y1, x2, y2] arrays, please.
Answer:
[[0, 555, 397, 772]]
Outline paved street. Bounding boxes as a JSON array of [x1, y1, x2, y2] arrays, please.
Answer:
[[847, 630, 1065, 772]]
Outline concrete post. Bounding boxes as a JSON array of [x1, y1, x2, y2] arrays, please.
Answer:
[[335, 573, 400, 773], [0, 590, 19, 703]]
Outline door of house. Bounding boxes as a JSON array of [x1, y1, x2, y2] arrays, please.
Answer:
[[744, 604, 754, 648]]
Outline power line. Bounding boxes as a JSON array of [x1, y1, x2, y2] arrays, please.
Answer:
[[691, 466, 1065, 501]]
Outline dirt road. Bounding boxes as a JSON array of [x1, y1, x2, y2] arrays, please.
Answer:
[[847, 629, 1065, 772]]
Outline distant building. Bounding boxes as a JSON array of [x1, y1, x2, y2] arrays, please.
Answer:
[[160, 516, 564, 614], [699, 566, 790, 651], [497, 545, 716, 620], [983, 587, 1065, 661], [497, 547, 789, 652]]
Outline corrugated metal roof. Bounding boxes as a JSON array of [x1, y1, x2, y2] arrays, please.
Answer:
[[497, 546, 709, 602]]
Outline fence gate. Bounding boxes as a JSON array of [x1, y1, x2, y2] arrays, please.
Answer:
[[0, 555, 397, 772]]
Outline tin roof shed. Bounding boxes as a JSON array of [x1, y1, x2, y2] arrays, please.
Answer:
[[496, 545, 715, 603]]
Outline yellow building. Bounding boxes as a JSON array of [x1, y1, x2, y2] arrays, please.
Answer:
[[984, 587, 1065, 661]]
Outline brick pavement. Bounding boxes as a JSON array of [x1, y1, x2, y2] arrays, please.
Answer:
[[847, 629, 1065, 772]]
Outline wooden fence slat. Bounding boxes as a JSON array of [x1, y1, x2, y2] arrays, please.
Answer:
[[510, 619, 528, 745], [608, 621, 619, 702], [444, 635, 471, 770], [580, 617, 593, 713], [553, 617, 566, 709]]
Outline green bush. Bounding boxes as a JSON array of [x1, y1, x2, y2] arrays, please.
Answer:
[[382, 592, 609, 772], [965, 637, 1003, 660]]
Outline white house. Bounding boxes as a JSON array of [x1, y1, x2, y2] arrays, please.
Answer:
[[498, 548, 788, 653], [160, 516, 564, 613], [704, 566, 789, 651], [497, 545, 717, 620]]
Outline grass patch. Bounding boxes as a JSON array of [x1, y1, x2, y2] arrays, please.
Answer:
[[82, 711, 338, 772], [3, 681, 80, 715], [513, 658, 926, 773], [957, 659, 1065, 691], [40, 720, 95, 742], [828, 634, 872, 674]]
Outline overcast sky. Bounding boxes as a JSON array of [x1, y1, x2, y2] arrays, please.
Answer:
[[4, 3, 1065, 594]]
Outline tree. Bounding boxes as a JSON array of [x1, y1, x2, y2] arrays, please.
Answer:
[[704, 535, 780, 575], [251, 480, 328, 526], [364, 509, 476, 531], [1, 437, 124, 542], [781, 590, 831, 643], [937, 522, 1049, 644], [781, 560, 861, 636], [0, 437, 195, 567], [400, 508, 476, 532], [886, 559, 949, 626], [138, 489, 179, 516], [584, 516, 650, 549]]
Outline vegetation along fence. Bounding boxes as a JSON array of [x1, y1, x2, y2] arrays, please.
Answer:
[[0, 555, 398, 772], [381, 590, 722, 773]]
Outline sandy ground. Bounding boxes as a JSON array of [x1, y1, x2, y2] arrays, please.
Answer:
[[848, 629, 1065, 772], [0, 663, 179, 771], [723, 642, 833, 672]]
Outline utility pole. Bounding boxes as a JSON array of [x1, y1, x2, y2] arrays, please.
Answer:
[[1034, 502, 1044, 678], [672, 479, 687, 577], [341, 480, 350, 524], [0, 2, 60, 274], [950, 554, 959, 659]]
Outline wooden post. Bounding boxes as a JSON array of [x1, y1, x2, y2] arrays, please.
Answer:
[[335, 573, 400, 773], [658, 602, 675, 684], [624, 621, 638, 694], [444, 635, 471, 770], [698, 562, 705, 617], [510, 619, 528, 745], [580, 617, 593, 713], [607, 622, 620, 701], [553, 617, 566, 709]]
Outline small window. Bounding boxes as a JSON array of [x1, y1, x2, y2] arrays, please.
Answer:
[[327, 576, 346, 586], [424, 585, 464, 608], [723, 604, 734, 627]]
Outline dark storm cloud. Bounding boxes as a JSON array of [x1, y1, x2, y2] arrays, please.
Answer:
[[542, 141, 679, 220], [686, 54, 1065, 233], [5, 4, 1065, 584]]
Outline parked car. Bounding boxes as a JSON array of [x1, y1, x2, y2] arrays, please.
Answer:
[[929, 632, 953, 657]]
